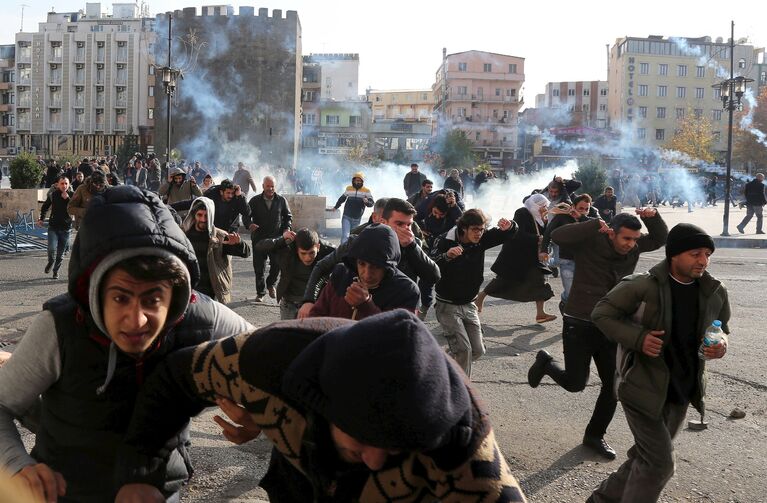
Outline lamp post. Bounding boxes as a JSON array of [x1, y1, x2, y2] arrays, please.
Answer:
[[712, 21, 753, 236], [158, 13, 182, 165]]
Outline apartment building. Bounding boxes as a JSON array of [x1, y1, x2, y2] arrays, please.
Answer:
[[0, 45, 15, 159], [15, 2, 155, 157], [608, 35, 763, 153], [433, 49, 524, 167], [368, 89, 433, 122], [539, 81, 609, 129], [365, 89, 433, 162]]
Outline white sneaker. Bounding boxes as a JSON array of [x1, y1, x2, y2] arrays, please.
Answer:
[[255, 295, 264, 303]]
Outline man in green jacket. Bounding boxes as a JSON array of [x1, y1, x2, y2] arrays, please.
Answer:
[[586, 223, 730, 502]]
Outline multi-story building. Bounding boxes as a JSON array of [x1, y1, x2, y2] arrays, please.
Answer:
[[0, 45, 16, 160], [154, 6, 302, 169], [433, 49, 525, 168], [366, 89, 433, 162], [15, 2, 155, 157], [608, 35, 763, 154], [538, 81, 609, 129], [300, 53, 369, 159], [368, 89, 433, 122]]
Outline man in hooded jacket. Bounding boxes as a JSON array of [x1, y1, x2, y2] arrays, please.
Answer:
[[115, 310, 528, 502], [328, 171, 374, 243], [0, 186, 253, 502], [182, 197, 251, 304], [67, 170, 109, 230], [159, 166, 202, 206], [308, 224, 419, 319]]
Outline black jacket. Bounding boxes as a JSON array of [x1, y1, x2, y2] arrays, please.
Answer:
[[743, 178, 767, 206], [403, 171, 427, 197], [490, 207, 542, 281], [432, 225, 514, 304], [203, 185, 251, 232], [40, 188, 74, 230], [541, 212, 593, 261], [246, 192, 292, 242], [255, 236, 336, 302]]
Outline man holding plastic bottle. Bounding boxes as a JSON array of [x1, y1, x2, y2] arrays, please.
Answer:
[[586, 223, 730, 503]]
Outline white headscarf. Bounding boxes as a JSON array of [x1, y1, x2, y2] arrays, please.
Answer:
[[524, 193, 550, 228]]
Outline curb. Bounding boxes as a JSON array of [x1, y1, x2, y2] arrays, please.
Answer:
[[711, 237, 766, 249]]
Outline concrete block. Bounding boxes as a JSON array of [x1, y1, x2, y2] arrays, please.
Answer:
[[284, 194, 326, 232], [0, 189, 44, 223]]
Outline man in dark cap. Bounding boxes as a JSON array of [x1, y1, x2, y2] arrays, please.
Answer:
[[586, 223, 730, 502], [114, 310, 528, 502]]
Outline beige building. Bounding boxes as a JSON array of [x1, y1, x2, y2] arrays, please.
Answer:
[[0, 45, 15, 160], [608, 35, 762, 153], [538, 81, 609, 129], [368, 89, 434, 122], [15, 2, 155, 157], [433, 49, 524, 167]]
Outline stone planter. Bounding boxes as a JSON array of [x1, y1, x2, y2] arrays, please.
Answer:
[[0, 189, 47, 223]]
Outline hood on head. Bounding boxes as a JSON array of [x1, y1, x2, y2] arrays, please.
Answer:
[[282, 309, 471, 451], [182, 197, 216, 238], [168, 166, 186, 178], [68, 185, 199, 336], [343, 224, 400, 276]]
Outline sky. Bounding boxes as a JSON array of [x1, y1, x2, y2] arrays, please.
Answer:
[[4, 0, 767, 109]]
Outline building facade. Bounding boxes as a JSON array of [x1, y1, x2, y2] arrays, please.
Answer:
[[608, 35, 763, 153], [539, 81, 609, 129], [0, 45, 16, 160], [15, 2, 155, 158], [433, 49, 525, 168], [365, 89, 433, 162], [154, 6, 302, 169]]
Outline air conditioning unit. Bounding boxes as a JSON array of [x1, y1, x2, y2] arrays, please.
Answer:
[[7, 146, 17, 154], [104, 144, 112, 155]]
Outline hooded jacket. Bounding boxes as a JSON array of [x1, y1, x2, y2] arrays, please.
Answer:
[[119, 312, 527, 502], [182, 197, 251, 304], [159, 166, 203, 205], [67, 173, 108, 229], [592, 260, 731, 419], [333, 172, 374, 220], [309, 224, 419, 319], [0, 186, 253, 502]]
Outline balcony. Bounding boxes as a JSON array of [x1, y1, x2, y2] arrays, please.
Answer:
[[0, 104, 9, 112], [48, 122, 62, 130], [18, 77, 31, 86], [74, 51, 86, 62], [95, 77, 105, 85], [116, 50, 128, 62], [17, 121, 30, 130], [17, 50, 31, 62], [115, 77, 128, 86], [0, 82, 11, 90], [49, 99, 62, 108], [17, 98, 31, 108], [94, 121, 104, 130], [73, 98, 85, 107], [73, 77, 85, 85], [49, 76, 62, 85], [96, 98, 105, 107], [0, 126, 8, 134], [115, 99, 127, 108], [114, 122, 127, 131], [49, 55, 62, 63], [72, 121, 85, 131]]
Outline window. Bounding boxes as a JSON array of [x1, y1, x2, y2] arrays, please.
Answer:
[[712, 109, 722, 121], [508, 88, 517, 97], [676, 108, 685, 119], [458, 62, 467, 72], [696, 66, 705, 78], [657, 85, 667, 97], [552, 89, 560, 97], [457, 86, 467, 96], [761, 71, 767, 85], [456, 107, 466, 117], [148, 66, 155, 75], [637, 128, 646, 139], [656, 129, 665, 140], [147, 108, 153, 119], [148, 86, 154, 97], [656, 107, 666, 119], [677, 65, 688, 77], [583, 89, 590, 96], [713, 87, 722, 100], [582, 104, 589, 112], [492, 109, 498, 118], [302, 113, 316, 125], [503, 110, 511, 120], [676, 87, 686, 98], [568, 89, 575, 96], [495, 88, 501, 96], [695, 87, 705, 99], [483, 63, 492, 72], [349, 115, 361, 127], [509, 64, 517, 74], [325, 115, 340, 125], [638, 85, 648, 96], [640, 62, 649, 74], [694, 108, 703, 119], [599, 103, 607, 111], [600, 88, 608, 96], [659, 63, 668, 76], [639, 106, 648, 118]]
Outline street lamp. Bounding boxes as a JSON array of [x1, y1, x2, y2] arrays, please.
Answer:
[[158, 14, 183, 165], [712, 21, 753, 236]]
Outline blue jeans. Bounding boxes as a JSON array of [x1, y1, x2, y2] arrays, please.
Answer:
[[559, 258, 575, 303], [341, 215, 361, 244], [47, 229, 70, 274]]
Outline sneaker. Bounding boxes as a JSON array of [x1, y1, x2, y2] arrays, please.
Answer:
[[527, 350, 553, 388], [44, 261, 53, 274], [255, 295, 265, 303], [417, 308, 428, 321], [52, 271, 59, 280], [267, 286, 277, 299]]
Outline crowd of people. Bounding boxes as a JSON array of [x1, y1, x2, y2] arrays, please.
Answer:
[[0, 154, 747, 503]]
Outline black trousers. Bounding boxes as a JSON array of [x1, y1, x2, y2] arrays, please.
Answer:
[[252, 247, 280, 296], [545, 316, 617, 438]]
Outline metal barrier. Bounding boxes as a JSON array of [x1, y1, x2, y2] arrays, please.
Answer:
[[0, 210, 48, 253]]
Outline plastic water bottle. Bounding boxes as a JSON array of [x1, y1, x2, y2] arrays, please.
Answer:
[[699, 320, 724, 360]]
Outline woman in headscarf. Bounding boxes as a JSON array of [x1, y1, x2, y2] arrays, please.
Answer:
[[201, 173, 215, 191], [475, 193, 556, 323]]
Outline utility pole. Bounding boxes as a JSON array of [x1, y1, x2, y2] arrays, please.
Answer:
[[20, 4, 30, 31]]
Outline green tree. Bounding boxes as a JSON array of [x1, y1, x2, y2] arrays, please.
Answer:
[[115, 128, 140, 168], [10, 152, 46, 189], [573, 158, 607, 197], [435, 129, 476, 169]]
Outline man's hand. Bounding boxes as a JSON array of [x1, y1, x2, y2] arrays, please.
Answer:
[[392, 225, 415, 247], [636, 207, 657, 218], [296, 302, 314, 319], [248, 223, 259, 232], [115, 483, 164, 503], [325, 207, 336, 212], [446, 245, 463, 260], [60, 191, 69, 200], [554, 176, 563, 183], [598, 219, 611, 234], [213, 397, 262, 445], [0, 351, 11, 367], [497, 218, 512, 231], [538, 252, 549, 263], [189, 177, 197, 186], [234, 184, 242, 197], [642, 330, 664, 357], [445, 192, 457, 207], [14, 463, 66, 503], [283, 230, 296, 242], [703, 341, 727, 360], [36, 218, 45, 228], [225, 232, 241, 245], [344, 281, 370, 307]]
